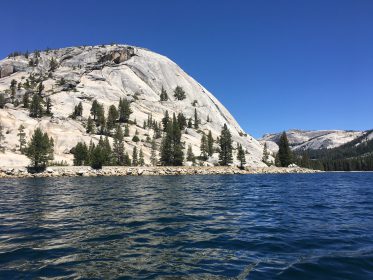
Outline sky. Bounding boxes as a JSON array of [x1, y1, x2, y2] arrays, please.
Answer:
[[2, 0, 373, 138]]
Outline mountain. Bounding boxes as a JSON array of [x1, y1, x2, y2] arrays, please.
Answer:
[[261, 129, 373, 171], [0, 44, 265, 167], [260, 129, 365, 153]]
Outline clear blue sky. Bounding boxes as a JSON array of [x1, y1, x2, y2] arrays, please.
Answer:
[[2, 0, 372, 138]]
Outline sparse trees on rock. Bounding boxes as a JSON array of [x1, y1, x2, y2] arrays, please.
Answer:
[[86, 116, 95, 134], [71, 102, 83, 119], [10, 79, 17, 104], [45, 97, 53, 116], [219, 124, 233, 166], [23, 92, 30, 108]]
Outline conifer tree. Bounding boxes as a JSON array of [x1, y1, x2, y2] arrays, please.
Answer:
[[90, 100, 100, 120], [103, 136, 113, 165], [17, 125, 26, 153], [200, 134, 208, 161], [124, 152, 131, 166], [187, 144, 195, 163], [73, 142, 89, 166], [118, 98, 132, 123], [237, 144, 246, 169], [150, 139, 158, 166], [162, 110, 170, 131], [23, 92, 30, 108], [132, 146, 138, 166], [187, 118, 193, 128], [219, 124, 233, 166], [160, 86, 169, 101], [172, 114, 184, 165], [107, 105, 119, 131], [86, 116, 95, 134], [124, 124, 130, 137], [49, 58, 58, 72], [113, 125, 125, 165], [194, 108, 199, 129], [160, 122, 173, 165], [0, 94, 6, 109], [278, 132, 292, 167], [10, 79, 17, 104], [177, 113, 187, 130], [173, 86, 186, 100], [37, 82, 44, 96], [25, 128, 54, 171], [262, 142, 270, 165], [90, 145, 105, 169], [0, 121, 5, 153], [207, 130, 214, 156], [45, 97, 53, 116], [29, 94, 44, 118], [139, 148, 145, 166]]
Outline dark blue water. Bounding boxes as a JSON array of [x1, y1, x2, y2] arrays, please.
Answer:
[[0, 173, 372, 279]]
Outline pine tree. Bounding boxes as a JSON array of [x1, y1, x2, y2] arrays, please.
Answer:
[[262, 142, 270, 165], [113, 125, 125, 165], [219, 124, 233, 166], [73, 142, 89, 166], [37, 82, 44, 96], [25, 128, 54, 171], [150, 139, 158, 166], [118, 98, 132, 123], [200, 134, 208, 160], [29, 94, 44, 118], [160, 122, 173, 165], [45, 97, 53, 116], [173, 86, 186, 100], [132, 146, 138, 166], [139, 148, 145, 166], [107, 105, 119, 131], [160, 86, 169, 101], [278, 132, 292, 167], [49, 58, 58, 72], [237, 144, 246, 169], [10, 79, 17, 104], [0, 121, 5, 153], [17, 125, 27, 153], [124, 152, 131, 166], [207, 130, 214, 156], [90, 100, 100, 120], [162, 110, 170, 131], [90, 145, 105, 169], [23, 92, 30, 108], [86, 116, 95, 134], [103, 136, 113, 165], [97, 106, 106, 135], [172, 114, 184, 165], [187, 144, 195, 163], [0, 94, 6, 109], [177, 113, 187, 130], [124, 124, 130, 137], [187, 118, 193, 128], [194, 108, 199, 129]]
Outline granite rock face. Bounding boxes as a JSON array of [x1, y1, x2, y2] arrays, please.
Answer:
[[0, 44, 265, 167]]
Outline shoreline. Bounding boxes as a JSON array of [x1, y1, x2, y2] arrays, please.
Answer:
[[0, 165, 320, 179]]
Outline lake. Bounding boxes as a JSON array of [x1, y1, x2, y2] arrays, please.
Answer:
[[0, 173, 372, 279]]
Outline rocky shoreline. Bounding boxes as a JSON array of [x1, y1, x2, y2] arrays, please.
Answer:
[[0, 165, 320, 179]]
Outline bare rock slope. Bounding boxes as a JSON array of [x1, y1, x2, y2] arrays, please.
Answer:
[[0, 45, 264, 167]]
